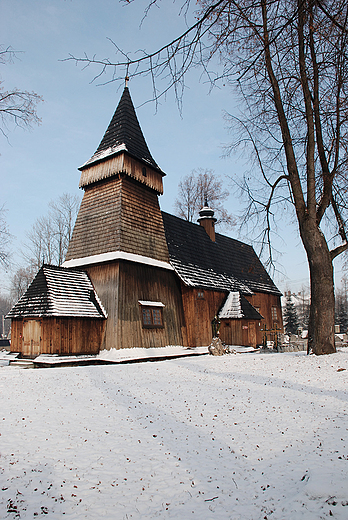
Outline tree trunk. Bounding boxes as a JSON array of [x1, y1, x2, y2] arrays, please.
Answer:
[[300, 220, 336, 355]]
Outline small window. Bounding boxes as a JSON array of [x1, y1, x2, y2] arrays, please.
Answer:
[[197, 290, 205, 299], [142, 167, 147, 177], [271, 307, 278, 321], [142, 308, 152, 326], [139, 301, 164, 329], [141, 307, 163, 328]]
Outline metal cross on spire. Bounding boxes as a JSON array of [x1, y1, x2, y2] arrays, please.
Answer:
[[125, 63, 130, 88]]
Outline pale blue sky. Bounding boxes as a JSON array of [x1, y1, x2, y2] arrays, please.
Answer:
[[2, 0, 343, 295]]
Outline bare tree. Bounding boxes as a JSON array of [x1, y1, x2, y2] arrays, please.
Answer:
[[0, 45, 42, 139], [49, 193, 80, 265], [175, 171, 199, 222], [68, 0, 348, 354], [10, 193, 80, 304], [25, 215, 56, 269], [24, 193, 80, 270], [0, 204, 11, 267], [10, 265, 36, 302], [0, 293, 11, 337], [174, 168, 235, 227]]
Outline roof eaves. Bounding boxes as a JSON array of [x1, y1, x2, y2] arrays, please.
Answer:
[[79, 149, 166, 176], [7, 265, 108, 320]]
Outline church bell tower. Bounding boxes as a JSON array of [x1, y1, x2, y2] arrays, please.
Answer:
[[63, 86, 182, 350], [65, 86, 169, 266]]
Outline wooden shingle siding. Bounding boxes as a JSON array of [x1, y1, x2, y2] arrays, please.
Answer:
[[119, 176, 169, 262], [65, 176, 122, 261], [10, 317, 105, 357], [66, 175, 169, 264]]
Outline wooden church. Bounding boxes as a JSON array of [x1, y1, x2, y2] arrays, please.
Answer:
[[7, 86, 283, 356]]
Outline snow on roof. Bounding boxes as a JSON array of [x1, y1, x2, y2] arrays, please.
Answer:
[[170, 259, 253, 294], [219, 292, 244, 318], [281, 292, 311, 307], [79, 143, 127, 169], [79, 87, 164, 174], [6, 265, 107, 319], [219, 292, 264, 320], [62, 251, 174, 271], [162, 212, 281, 296], [138, 301, 165, 307]]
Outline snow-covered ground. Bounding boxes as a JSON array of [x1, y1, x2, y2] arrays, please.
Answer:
[[1, 349, 348, 519]]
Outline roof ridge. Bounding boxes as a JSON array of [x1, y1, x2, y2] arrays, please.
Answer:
[[161, 211, 282, 296]]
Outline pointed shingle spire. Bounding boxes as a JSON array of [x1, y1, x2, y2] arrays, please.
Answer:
[[79, 87, 163, 173]]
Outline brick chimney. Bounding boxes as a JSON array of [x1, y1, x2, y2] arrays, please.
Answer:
[[198, 203, 217, 241]]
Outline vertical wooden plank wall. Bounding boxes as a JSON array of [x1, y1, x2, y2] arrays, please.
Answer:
[[118, 261, 185, 348], [10, 318, 105, 356], [246, 293, 283, 331], [219, 319, 262, 348], [180, 286, 226, 347], [87, 260, 185, 349], [86, 262, 120, 351], [43, 318, 104, 355], [10, 320, 23, 354]]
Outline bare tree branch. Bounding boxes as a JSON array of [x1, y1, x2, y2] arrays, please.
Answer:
[[174, 168, 235, 228], [0, 204, 11, 268], [23, 193, 80, 269], [68, 0, 348, 354], [0, 45, 42, 138]]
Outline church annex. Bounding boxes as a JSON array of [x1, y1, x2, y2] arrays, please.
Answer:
[[8, 86, 283, 355]]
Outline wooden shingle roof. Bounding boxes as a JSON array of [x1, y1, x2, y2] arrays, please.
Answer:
[[6, 265, 107, 319], [79, 87, 164, 174], [162, 212, 281, 296]]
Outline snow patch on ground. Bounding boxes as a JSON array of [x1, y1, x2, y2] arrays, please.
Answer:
[[1, 351, 348, 519]]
